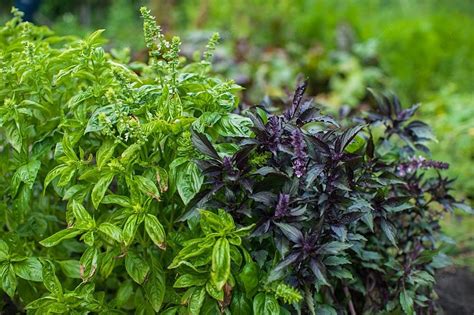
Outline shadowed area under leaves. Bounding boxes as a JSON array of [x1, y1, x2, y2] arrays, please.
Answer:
[[436, 267, 474, 315]]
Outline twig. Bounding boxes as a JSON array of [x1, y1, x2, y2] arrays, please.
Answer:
[[344, 286, 357, 315]]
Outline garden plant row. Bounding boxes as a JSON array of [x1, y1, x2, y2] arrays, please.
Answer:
[[0, 8, 471, 314]]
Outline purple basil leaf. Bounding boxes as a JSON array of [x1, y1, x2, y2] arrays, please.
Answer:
[[191, 130, 220, 160], [309, 259, 329, 285], [274, 222, 303, 243], [268, 251, 301, 282], [398, 104, 420, 121], [380, 219, 397, 247], [250, 192, 276, 205], [335, 125, 365, 153]]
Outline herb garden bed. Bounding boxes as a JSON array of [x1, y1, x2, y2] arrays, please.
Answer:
[[0, 7, 472, 315]]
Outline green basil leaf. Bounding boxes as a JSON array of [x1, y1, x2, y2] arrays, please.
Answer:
[[100, 249, 118, 278], [25, 297, 56, 310], [134, 175, 160, 200], [57, 165, 77, 187], [80, 247, 99, 281], [61, 136, 78, 161], [230, 245, 243, 266], [40, 228, 82, 247], [101, 194, 131, 207], [125, 251, 150, 284], [1, 263, 17, 298], [144, 270, 166, 313], [41, 260, 63, 298], [122, 214, 140, 246], [400, 289, 414, 315], [230, 291, 252, 315], [156, 167, 169, 193], [13, 257, 43, 281], [91, 172, 114, 209], [160, 306, 180, 315], [239, 262, 259, 295], [116, 279, 134, 307], [85, 105, 116, 134], [82, 231, 95, 247], [205, 281, 224, 301], [120, 143, 142, 165], [0, 240, 9, 260], [253, 292, 280, 315], [71, 200, 94, 227], [144, 214, 166, 249], [189, 286, 206, 314], [43, 164, 68, 191], [58, 260, 81, 279], [173, 273, 208, 288], [96, 140, 117, 170], [211, 237, 230, 290], [5, 123, 22, 153], [215, 113, 252, 137], [176, 162, 203, 205], [10, 159, 41, 197], [201, 298, 220, 315], [98, 222, 122, 243]]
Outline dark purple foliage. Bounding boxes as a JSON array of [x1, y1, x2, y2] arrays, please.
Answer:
[[190, 84, 471, 314]]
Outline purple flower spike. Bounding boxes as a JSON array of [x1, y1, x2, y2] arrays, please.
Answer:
[[275, 193, 290, 218], [397, 156, 449, 176], [266, 116, 282, 153], [291, 129, 307, 177]]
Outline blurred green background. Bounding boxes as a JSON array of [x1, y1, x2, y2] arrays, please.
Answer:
[[1, 0, 473, 268]]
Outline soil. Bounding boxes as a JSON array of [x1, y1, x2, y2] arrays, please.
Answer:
[[436, 267, 474, 315]]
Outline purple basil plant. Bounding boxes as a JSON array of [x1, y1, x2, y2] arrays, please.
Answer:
[[189, 82, 472, 314]]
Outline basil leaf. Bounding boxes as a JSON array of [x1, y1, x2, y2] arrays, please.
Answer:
[[1, 263, 17, 298], [98, 222, 123, 243], [211, 237, 230, 290], [40, 228, 82, 247], [96, 140, 117, 170], [239, 262, 259, 295], [400, 289, 414, 315], [253, 292, 280, 315], [91, 172, 114, 209], [230, 291, 252, 315], [41, 260, 63, 298], [173, 273, 208, 288], [144, 270, 166, 312], [125, 251, 150, 284], [188, 286, 206, 315], [144, 214, 166, 249], [13, 257, 43, 282], [176, 161, 203, 205], [122, 214, 140, 246]]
